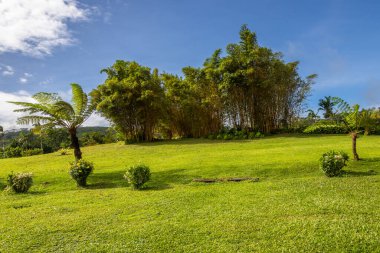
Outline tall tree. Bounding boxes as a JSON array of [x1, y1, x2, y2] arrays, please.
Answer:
[[8, 83, 93, 161]]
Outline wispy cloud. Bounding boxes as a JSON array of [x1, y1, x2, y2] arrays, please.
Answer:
[[18, 72, 33, 84], [0, 0, 89, 57], [1, 65, 14, 76]]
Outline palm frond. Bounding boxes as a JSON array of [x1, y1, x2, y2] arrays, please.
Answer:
[[33, 92, 62, 104], [71, 83, 88, 116], [16, 116, 55, 125]]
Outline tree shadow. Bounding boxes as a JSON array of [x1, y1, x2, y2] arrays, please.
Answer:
[[86, 168, 199, 190], [342, 170, 376, 177], [86, 170, 128, 189], [342, 157, 379, 177], [144, 169, 199, 190]]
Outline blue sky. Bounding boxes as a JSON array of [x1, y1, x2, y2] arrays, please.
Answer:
[[1, 0, 380, 128]]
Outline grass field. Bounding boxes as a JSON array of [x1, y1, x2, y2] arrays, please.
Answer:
[[1, 135, 379, 252]]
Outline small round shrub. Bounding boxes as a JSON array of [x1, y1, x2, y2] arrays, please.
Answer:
[[7, 172, 33, 193], [59, 148, 70, 155], [319, 150, 349, 177], [69, 159, 94, 187], [124, 164, 151, 190]]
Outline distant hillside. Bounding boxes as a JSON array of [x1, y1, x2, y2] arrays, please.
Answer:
[[2, 126, 110, 141]]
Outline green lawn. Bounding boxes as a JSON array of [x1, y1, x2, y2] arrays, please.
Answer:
[[1, 135, 379, 252]]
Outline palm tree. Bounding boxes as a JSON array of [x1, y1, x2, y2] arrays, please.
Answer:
[[9, 83, 93, 161], [306, 109, 320, 122], [318, 96, 336, 119], [333, 97, 373, 160]]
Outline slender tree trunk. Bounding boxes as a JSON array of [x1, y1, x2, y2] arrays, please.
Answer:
[[351, 132, 359, 161], [69, 128, 82, 161]]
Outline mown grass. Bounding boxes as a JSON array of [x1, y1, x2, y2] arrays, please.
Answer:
[[0, 135, 379, 252]]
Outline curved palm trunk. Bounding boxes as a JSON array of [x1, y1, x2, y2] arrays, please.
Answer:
[[69, 128, 82, 161], [351, 132, 359, 161]]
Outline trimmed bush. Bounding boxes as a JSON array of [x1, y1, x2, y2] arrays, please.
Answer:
[[319, 150, 349, 177], [124, 164, 151, 189], [69, 159, 94, 187], [7, 172, 33, 193], [304, 124, 348, 134]]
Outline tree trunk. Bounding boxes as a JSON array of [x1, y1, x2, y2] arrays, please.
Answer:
[[351, 132, 359, 161], [69, 128, 82, 161]]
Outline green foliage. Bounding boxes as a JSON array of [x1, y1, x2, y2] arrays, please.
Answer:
[[303, 124, 348, 134], [59, 148, 70, 156], [91, 26, 313, 140], [91, 61, 165, 142], [21, 148, 43, 157], [3, 147, 23, 158], [319, 150, 349, 177], [124, 164, 151, 189], [7, 172, 33, 193], [69, 159, 94, 187]]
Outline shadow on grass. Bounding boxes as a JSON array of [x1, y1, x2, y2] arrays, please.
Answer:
[[128, 134, 352, 147], [87, 168, 198, 190], [144, 169, 198, 190], [342, 170, 376, 177], [342, 157, 379, 177], [87, 170, 127, 189]]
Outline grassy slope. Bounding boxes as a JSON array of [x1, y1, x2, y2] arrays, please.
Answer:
[[0, 135, 379, 252]]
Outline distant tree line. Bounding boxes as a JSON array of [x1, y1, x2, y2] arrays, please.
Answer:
[[91, 25, 316, 142], [0, 127, 118, 159]]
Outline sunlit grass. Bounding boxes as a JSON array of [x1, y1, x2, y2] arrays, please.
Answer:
[[1, 135, 379, 252]]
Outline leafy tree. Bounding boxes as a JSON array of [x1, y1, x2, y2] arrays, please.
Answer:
[[8, 84, 93, 161], [91, 61, 165, 142], [318, 96, 336, 119]]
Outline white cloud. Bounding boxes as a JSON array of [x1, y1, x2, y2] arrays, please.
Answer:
[[0, 90, 109, 130], [2, 65, 14, 76], [19, 77, 28, 83], [0, 0, 89, 56], [83, 113, 110, 127], [0, 90, 34, 130], [24, 73, 33, 78]]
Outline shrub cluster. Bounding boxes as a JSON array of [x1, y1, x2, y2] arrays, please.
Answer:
[[21, 148, 43, 157], [69, 159, 94, 187], [304, 124, 348, 134], [7, 172, 33, 193], [124, 164, 151, 189], [319, 150, 349, 177], [207, 128, 264, 140]]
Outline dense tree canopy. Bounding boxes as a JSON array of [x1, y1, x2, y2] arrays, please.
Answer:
[[91, 61, 165, 142], [91, 25, 316, 141]]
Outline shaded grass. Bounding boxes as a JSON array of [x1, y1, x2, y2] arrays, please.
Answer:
[[0, 135, 380, 252]]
